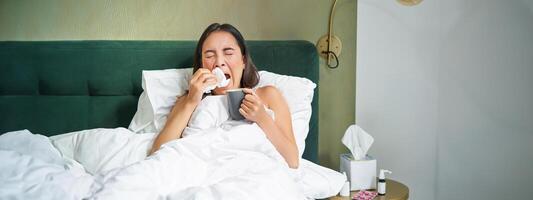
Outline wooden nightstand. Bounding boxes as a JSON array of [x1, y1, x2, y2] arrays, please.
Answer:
[[328, 179, 409, 200]]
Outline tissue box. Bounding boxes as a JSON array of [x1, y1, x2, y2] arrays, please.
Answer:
[[340, 153, 377, 191]]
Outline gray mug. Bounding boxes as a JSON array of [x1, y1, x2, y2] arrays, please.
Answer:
[[226, 88, 246, 120]]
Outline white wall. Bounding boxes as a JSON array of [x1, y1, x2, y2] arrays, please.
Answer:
[[356, 0, 533, 199]]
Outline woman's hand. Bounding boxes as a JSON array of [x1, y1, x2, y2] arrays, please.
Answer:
[[239, 88, 270, 123], [186, 68, 217, 105]]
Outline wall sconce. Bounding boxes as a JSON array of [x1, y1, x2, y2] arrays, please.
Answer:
[[317, 0, 422, 69], [316, 0, 342, 69]]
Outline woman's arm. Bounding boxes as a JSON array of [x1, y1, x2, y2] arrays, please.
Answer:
[[148, 95, 198, 155], [148, 68, 217, 155], [240, 87, 299, 168]]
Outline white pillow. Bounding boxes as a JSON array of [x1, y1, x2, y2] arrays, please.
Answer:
[[49, 128, 155, 175], [255, 71, 315, 157], [128, 69, 316, 157], [129, 68, 193, 133]]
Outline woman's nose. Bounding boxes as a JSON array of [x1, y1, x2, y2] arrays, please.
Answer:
[[215, 56, 226, 68]]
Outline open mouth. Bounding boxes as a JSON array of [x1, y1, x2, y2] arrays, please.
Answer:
[[224, 73, 231, 79]]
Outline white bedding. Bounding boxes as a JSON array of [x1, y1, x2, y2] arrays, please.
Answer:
[[0, 130, 94, 200], [91, 123, 306, 200], [1, 127, 344, 200]]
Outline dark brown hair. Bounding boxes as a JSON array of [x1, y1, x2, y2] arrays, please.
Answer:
[[193, 23, 259, 88]]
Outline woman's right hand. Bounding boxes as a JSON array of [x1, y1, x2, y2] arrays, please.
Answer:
[[186, 68, 217, 105]]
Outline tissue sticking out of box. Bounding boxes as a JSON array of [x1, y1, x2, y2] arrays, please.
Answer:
[[342, 124, 374, 160]]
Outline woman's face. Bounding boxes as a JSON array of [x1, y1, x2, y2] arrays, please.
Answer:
[[201, 31, 245, 95]]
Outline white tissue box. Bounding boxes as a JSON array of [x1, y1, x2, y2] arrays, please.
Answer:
[[340, 153, 377, 191]]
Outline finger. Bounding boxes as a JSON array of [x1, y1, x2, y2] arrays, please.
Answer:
[[202, 76, 217, 84], [191, 68, 209, 80], [197, 68, 212, 74], [191, 76, 214, 91], [239, 108, 248, 118], [245, 95, 264, 110], [190, 68, 212, 83], [246, 88, 259, 97], [244, 94, 257, 102], [242, 88, 254, 94], [203, 78, 217, 86], [199, 79, 217, 91], [194, 68, 211, 79], [197, 73, 217, 84], [242, 99, 254, 108], [241, 103, 251, 113], [191, 77, 216, 93], [242, 99, 257, 111]]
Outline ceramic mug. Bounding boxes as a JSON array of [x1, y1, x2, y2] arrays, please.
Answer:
[[226, 88, 246, 120]]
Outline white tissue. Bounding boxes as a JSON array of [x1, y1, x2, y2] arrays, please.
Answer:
[[204, 67, 230, 93], [341, 124, 374, 160]]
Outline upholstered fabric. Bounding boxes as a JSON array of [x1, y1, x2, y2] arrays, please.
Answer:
[[0, 40, 319, 163]]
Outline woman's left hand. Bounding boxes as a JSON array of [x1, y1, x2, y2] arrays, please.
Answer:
[[239, 88, 269, 123]]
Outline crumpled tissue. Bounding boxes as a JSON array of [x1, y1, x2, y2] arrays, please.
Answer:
[[204, 67, 230, 93]]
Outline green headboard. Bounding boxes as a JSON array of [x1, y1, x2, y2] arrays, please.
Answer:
[[0, 40, 319, 163]]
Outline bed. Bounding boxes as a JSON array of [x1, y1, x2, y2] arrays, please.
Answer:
[[0, 41, 343, 199]]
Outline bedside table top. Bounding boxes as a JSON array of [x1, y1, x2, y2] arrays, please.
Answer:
[[329, 179, 409, 200]]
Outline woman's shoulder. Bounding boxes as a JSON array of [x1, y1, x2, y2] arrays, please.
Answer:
[[255, 85, 285, 106], [255, 85, 281, 97]]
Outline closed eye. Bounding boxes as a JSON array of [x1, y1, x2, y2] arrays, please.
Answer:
[[204, 50, 216, 58], [223, 48, 235, 55]]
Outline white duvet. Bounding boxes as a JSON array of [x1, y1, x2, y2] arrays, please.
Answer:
[[0, 96, 344, 199], [92, 122, 306, 200], [0, 130, 94, 200], [0, 127, 344, 200]]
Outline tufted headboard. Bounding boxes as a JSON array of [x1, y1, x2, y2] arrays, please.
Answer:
[[0, 40, 319, 163]]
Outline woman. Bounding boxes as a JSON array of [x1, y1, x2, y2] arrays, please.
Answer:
[[149, 23, 299, 169]]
